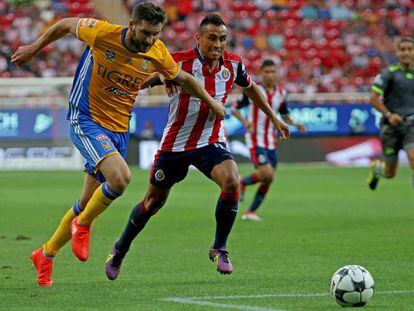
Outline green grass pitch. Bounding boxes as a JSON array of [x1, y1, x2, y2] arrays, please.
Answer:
[[1, 164, 413, 310]]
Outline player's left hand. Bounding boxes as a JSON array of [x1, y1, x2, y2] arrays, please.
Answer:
[[141, 72, 162, 89], [274, 119, 290, 141], [11, 45, 36, 67], [165, 79, 181, 97], [296, 124, 307, 133]]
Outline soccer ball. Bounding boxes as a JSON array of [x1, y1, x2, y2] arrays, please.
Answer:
[[330, 265, 375, 307]]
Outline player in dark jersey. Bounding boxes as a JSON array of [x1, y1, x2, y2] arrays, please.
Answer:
[[368, 37, 414, 189]]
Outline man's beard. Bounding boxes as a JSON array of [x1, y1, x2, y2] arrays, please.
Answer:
[[131, 34, 150, 53], [401, 58, 413, 68]]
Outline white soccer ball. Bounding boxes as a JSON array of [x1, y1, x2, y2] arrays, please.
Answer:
[[330, 265, 375, 307]]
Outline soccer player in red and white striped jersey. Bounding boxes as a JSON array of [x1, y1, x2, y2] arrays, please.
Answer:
[[104, 14, 289, 278], [233, 59, 306, 221]]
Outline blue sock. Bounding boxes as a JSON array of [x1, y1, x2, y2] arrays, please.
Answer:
[[249, 185, 269, 212], [102, 182, 123, 200], [72, 200, 82, 216], [115, 202, 152, 254], [213, 191, 239, 249], [241, 172, 259, 186], [42, 250, 54, 260]]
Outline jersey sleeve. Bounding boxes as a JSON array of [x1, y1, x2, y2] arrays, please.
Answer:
[[278, 89, 289, 115], [75, 18, 107, 48], [235, 93, 251, 109], [234, 62, 252, 88], [371, 68, 392, 95], [278, 102, 289, 115], [152, 43, 180, 80]]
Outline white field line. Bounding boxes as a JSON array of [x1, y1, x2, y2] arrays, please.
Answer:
[[161, 290, 414, 310], [160, 298, 285, 311]]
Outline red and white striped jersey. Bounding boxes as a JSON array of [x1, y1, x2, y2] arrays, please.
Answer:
[[159, 47, 252, 152], [238, 84, 288, 150]]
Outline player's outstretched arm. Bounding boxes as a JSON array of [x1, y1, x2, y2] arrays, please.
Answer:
[[231, 106, 253, 133], [281, 114, 307, 133], [172, 70, 225, 119], [11, 18, 80, 67], [244, 82, 290, 140], [370, 91, 403, 126]]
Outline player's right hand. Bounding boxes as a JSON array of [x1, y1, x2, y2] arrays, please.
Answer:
[[274, 119, 290, 141], [11, 45, 36, 67], [244, 121, 254, 133], [388, 113, 404, 126]]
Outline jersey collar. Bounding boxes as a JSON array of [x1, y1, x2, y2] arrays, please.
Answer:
[[397, 62, 414, 72], [194, 45, 223, 75], [259, 82, 276, 95], [122, 27, 143, 54]]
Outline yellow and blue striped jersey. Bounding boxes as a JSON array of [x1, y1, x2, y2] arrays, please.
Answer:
[[68, 18, 180, 132]]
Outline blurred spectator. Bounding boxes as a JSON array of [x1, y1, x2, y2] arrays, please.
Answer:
[[330, 6, 352, 20], [140, 121, 155, 140], [300, 3, 318, 20], [1, 0, 98, 78], [268, 34, 284, 50]]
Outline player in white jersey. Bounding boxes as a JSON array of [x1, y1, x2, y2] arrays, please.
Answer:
[[104, 14, 289, 278], [233, 59, 306, 221]]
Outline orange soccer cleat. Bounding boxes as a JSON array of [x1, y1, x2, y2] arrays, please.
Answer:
[[71, 218, 91, 261], [30, 248, 53, 287]]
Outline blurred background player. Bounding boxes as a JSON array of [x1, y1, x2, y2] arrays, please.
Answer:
[[368, 37, 414, 190], [232, 59, 306, 221], [104, 14, 289, 280], [11, 2, 225, 287]]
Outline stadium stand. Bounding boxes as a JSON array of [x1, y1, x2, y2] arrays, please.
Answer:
[[2, 0, 414, 93], [0, 0, 97, 78]]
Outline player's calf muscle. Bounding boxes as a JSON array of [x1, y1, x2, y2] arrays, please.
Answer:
[[144, 195, 166, 211]]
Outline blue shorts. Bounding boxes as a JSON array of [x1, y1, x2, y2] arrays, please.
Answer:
[[150, 142, 234, 189], [250, 147, 278, 168], [70, 118, 129, 183]]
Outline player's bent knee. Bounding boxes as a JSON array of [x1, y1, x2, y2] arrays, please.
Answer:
[[222, 177, 240, 193], [262, 173, 274, 185], [121, 169, 132, 186], [108, 173, 131, 193]]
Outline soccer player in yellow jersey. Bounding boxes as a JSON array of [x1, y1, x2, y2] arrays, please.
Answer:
[[11, 2, 225, 287]]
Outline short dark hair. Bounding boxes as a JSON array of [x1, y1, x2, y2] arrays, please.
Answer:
[[132, 2, 167, 25], [200, 13, 226, 31], [261, 59, 276, 69], [398, 37, 414, 48]]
